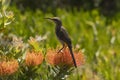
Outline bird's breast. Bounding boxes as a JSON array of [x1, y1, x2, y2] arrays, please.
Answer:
[[55, 30, 64, 44]]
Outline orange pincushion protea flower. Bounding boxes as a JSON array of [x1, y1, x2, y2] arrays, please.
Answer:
[[0, 60, 19, 76], [45, 47, 85, 67], [25, 51, 44, 66], [45, 49, 62, 66], [74, 51, 85, 66]]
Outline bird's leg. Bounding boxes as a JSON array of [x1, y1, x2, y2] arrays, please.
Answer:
[[57, 43, 65, 53]]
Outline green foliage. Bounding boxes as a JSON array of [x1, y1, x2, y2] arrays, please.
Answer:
[[0, 0, 14, 32], [0, 3, 120, 80], [11, 0, 120, 16]]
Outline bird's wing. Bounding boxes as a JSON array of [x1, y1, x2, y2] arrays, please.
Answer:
[[59, 27, 71, 45]]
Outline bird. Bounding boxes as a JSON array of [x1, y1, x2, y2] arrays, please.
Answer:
[[45, 17, 77, 68]]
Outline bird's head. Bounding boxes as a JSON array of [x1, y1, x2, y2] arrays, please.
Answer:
[[45, 17, 62, 26]]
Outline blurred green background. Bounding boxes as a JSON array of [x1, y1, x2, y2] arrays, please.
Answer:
[[1, 0, 120, 80]]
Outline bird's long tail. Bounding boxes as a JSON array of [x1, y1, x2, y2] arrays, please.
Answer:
[[68, 45, 77, 68]]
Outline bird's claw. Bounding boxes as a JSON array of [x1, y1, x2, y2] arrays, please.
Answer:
[[57, 50, 61, 53], [57, 49, 64, 54]]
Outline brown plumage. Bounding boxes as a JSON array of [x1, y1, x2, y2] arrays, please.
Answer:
[[45, 17, 77, 67]]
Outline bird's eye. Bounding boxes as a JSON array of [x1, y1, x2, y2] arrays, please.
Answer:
[[54, 20, 57, 22]]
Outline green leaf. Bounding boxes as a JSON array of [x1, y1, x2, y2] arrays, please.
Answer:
[[2, 0, 11, 10]]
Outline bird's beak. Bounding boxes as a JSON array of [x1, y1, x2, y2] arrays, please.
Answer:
[[44, 18, 53, 20]]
